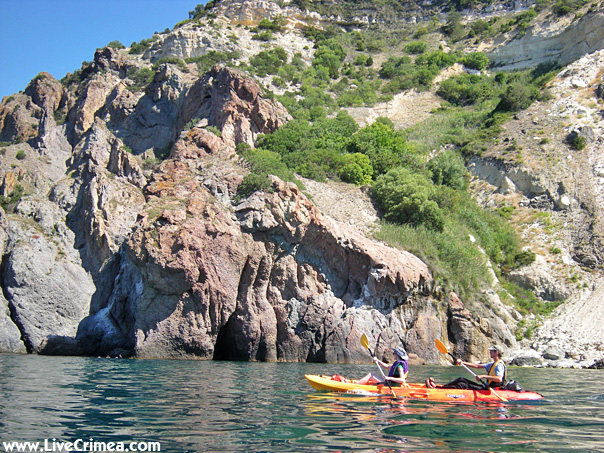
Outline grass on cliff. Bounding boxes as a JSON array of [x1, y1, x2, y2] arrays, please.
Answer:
[[375, 221, 493, 299], [373, 189, 522, 301]]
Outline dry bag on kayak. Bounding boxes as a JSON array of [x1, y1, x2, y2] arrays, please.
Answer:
[[502, 380, 523, 392]]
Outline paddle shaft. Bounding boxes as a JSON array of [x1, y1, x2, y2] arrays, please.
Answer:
[[362, 335, 396, 397]]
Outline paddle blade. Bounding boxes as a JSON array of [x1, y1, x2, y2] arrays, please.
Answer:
[[360, 333, 370, 350], [435, 339, 449, 355]]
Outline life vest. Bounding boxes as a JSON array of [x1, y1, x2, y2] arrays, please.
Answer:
[[487, 359, 507, 388], [388, 360, 408, 379]]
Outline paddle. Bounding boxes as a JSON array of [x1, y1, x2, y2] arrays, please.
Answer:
[[360, 333, 396, 397], [435, 339, 507, 402]]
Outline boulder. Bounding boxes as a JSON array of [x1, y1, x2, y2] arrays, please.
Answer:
[[542, 345, 566, 360], [23, 72, 63, 113], [510, 349, 545, 367]]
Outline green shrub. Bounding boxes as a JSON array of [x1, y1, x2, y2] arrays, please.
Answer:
[[415, 50, 458, 69], [570, 133, 587, 150], [513, 8, 537, 31], [496, 82, 538, 112], [15, 150, 26, 160], [152, 57, 187, 71], [252, 31, 273, 42], [106, 40, 125, 49], [347, 122, 421, 176], [404, 41, 428, 54], [462, 52, 490, 70], [256, 17, 285, 32], [428, 150, 469, 190], [470, 19, 491, 36], [312, 39, 346, 79], [185, 50, 241, 73], [437, 74, 493, 106], [236, 173, 272, 201], [126, 67, 154, 91], [514, 249, 536, 267], [249, 47, 288, 77], [379, 55, 412, 79], [353, 54, 369, 66], [553, 0, 587, 16], [340, 153, 373, 185], [129, 38, 155, 55], [371, 167, 445, 231], [238, 147, 300, 189], [336, 79, 379, 107], [443, 11, 466, 42], [0, 184, 24, 212], [206, 126, 221, 137]]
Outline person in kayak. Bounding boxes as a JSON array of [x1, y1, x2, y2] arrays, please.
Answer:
[[426, 345, 507, 390], [356, 347, 409, 387]]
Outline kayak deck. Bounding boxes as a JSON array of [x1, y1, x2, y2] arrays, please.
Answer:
[[305, 374, 543, 402]]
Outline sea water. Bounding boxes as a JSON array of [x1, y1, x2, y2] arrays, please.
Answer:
[[1, 354, 602, 452]]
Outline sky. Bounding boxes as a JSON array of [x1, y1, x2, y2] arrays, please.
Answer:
[[0, 0, 207, 100]]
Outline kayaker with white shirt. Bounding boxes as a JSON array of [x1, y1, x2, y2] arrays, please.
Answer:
[[426, 345, 507, 390]]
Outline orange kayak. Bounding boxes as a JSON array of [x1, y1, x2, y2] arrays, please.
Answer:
[[305, 374, 543, 402]]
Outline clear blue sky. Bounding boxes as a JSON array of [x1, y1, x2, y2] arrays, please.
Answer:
[[0, 0, 207, 100]]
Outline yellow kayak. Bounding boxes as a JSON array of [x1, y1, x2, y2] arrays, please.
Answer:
[[305, 374, 543, 402]]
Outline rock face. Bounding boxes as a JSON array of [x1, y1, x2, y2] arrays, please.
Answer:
[[0, 51, 514, 360], [0, 52, 458, 361], [488, 12, 604, 70], [76, 158, 438, 361], [178, 65, 292, 150]]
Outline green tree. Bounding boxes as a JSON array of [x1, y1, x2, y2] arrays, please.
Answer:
[[340, 153, 373, 185], [347, 122, 420, 176], [462, 52, 490, 70], [371, 167, 445, 231], [428, 150, 469, 190]]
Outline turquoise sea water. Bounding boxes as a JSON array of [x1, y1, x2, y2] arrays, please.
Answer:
[[1, 355, 603, 452]]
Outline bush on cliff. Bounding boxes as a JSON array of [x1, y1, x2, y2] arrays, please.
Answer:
[[371, 167, 446, 232]]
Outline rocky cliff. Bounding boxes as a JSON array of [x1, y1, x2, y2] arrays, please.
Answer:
[[1, 0, 603, 367], [0, 40, 517, 363]]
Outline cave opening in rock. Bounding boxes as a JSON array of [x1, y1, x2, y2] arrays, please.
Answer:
[[213, 314, 239, 360]]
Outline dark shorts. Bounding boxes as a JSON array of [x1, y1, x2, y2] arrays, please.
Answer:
[[440, 377, 486, 390]]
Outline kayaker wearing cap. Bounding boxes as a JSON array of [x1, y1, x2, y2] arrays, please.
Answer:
[[357, 347, 410, 387], [426, 345, 507, 390]]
